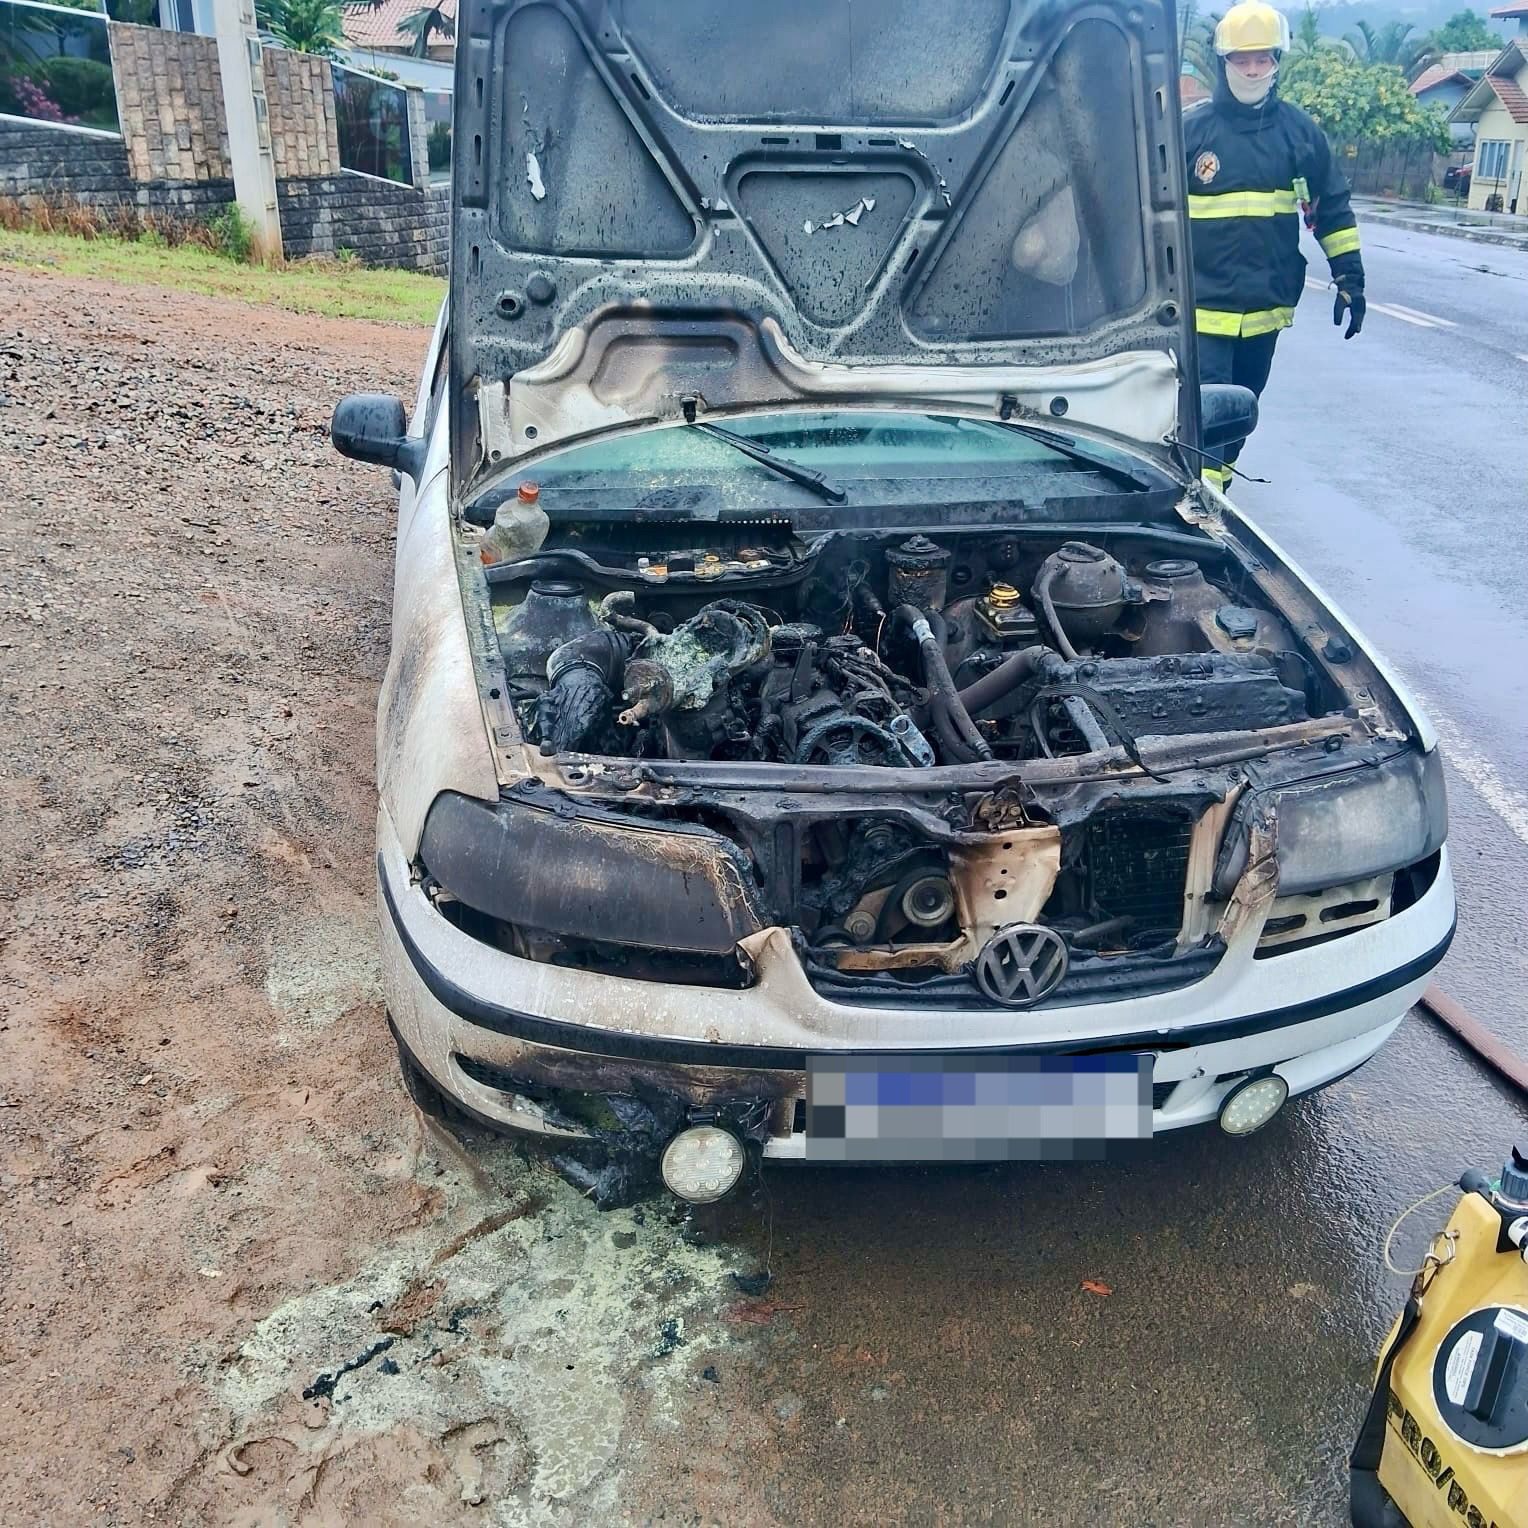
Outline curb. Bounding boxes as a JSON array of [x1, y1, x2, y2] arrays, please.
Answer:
[[1358, 209, 1528, 251]]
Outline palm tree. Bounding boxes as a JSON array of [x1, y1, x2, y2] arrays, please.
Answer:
[[1177, 0, 1220, 83], [341, 2, 455, 60], [397, 5, 455, 58], [1343, 19, 1431, 71], [1290, 4, 1325, 57], [257, 0, 346, 57]]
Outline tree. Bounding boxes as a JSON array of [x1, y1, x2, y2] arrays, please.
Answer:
[[341, 2, 455, 60], [1430, 9, 1499, 53], [1176, 0, 1220, 84], [1342, 19, 1431, 73], [1282, 49, 1452, 153], [257, 0, 346, 57], [397, 5, 455, 57], [1290, 4, 1324, 57]]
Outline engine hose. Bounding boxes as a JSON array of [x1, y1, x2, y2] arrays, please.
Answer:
[[546, 626, 630, 688], [955, 645, 1050, 718], [894, 605, 991, 762], [542, 628, 633, 754], [926, 645, 991, 761], [1033, 565, 1081, 661], [931, 695, 985, 765]]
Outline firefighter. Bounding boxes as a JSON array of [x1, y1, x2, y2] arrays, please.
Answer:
[[1184, 0, 1366, 490]]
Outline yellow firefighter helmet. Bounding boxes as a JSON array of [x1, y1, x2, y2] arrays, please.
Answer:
[[1213, 0, 1293, 55]]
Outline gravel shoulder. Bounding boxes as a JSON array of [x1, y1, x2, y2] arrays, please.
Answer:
[[0, 275, 777, 1526]]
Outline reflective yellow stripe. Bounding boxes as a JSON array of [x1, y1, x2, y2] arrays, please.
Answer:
[[1201, 465, 1232, 490], [1238, 305, 1296, 336], [1187, 189, 1300, 219], [1196, 306, 1296, 337], [1319, 226, 1362, 258]]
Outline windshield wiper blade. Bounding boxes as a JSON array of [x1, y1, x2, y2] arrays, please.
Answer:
[[689, 420, 847, 504], [982, 418, 1153, 489]]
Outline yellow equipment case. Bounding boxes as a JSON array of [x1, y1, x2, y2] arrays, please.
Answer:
[[1351, 1149, 1528, 1527]]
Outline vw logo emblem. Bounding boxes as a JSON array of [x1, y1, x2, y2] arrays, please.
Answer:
[[974, 924, 1070, 1008]]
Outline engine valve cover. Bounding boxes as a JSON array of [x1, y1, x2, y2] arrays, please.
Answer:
[[1047, 652, 1308, 738]]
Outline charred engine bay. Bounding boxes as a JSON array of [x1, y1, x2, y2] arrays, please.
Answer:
[[453, 518, 1382, 995], [485, 521, 1329, 772]]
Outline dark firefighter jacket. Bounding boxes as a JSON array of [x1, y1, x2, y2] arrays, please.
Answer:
[[1183, 86, 1364, 338]]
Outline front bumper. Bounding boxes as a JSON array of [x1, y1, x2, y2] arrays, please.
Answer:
[[378, 805, 1455, 1155]]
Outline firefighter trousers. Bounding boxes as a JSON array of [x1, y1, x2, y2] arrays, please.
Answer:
[[1197, 330, 1280, 489]]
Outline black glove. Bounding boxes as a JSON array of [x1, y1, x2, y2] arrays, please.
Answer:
[[1334, 283, 1365, 340]]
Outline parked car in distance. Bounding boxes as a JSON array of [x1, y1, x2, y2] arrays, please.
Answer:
[[1444, 162, 1472, 195], [332, 0, 1454, 1207]]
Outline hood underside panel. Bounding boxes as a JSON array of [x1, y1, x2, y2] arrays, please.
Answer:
[[451, 0, 1195, 478]]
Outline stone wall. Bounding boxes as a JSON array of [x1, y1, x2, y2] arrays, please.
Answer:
[[0, 120, 233, 224], [262, 48, 340, 180], [106, 24, 346, 185], [425, 182, 449, 273], [3, 115, 449, 272], [278, 178, 450, 274], [0, 120, 134, 207], [108, 22, 230, 182], [5, 26, 450, 276], [406, 86, 430, 193]]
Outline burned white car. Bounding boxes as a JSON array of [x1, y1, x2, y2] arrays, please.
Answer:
[[333, 0, 1453, 1204]]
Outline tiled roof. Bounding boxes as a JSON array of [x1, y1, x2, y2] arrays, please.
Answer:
[[1410, 64, 1468, 94], [1488, 71, 1528, 121], [343, 0, 457, 52], [1490, 4, 1528, 17]]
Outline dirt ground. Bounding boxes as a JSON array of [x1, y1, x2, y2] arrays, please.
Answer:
[[0, 275, 784, 1526]]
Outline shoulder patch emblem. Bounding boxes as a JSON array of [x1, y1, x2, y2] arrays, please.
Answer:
[[1194, 151, 1220, 185]]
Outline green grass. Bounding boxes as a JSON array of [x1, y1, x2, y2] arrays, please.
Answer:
[[0, 227, 445, 327]]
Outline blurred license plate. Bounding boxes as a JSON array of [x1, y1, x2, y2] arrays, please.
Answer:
[[805, 1053, 1153, 1162]]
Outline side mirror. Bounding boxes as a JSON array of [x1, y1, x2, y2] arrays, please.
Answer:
[[331, 393, 427, 482], [1199, 383, 1258, 452]]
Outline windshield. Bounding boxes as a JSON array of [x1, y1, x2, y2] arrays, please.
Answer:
[[499, 410, 1148, 510]]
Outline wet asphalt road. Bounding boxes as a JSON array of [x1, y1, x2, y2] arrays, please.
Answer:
[[698, 224, 1528, 1526]]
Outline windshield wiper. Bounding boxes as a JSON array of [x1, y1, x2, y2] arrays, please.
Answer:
[[967, 416, 1155, 489], [689, 420, 847, 504], [926, 412, 1156, 488]]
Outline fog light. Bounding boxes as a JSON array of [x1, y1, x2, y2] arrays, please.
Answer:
[[660, 1125, 745, 1203], [1218, 1074, 1289, 1136]]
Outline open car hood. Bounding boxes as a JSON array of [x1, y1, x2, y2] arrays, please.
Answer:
[[450, 0, 1198, 490]]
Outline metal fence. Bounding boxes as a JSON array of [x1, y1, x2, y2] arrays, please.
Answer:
[[331, 60, 412, 186], [1344, 142, 1451, 204], [0, 0, 118, 133]]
